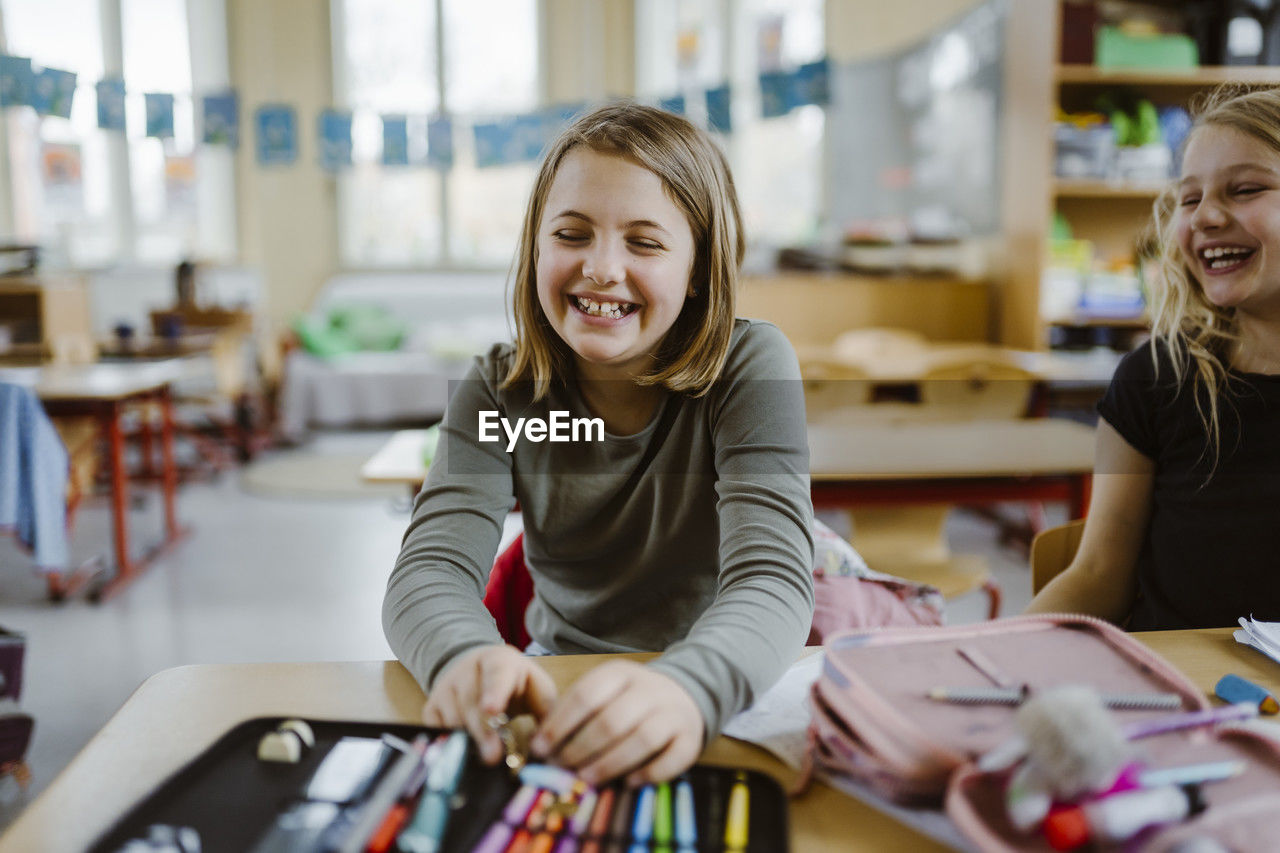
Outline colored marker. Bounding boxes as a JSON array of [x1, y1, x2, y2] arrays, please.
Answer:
[[585, 786, 616, 841], [609, 788, 635, 842], [1215, 674, 1280, 714], [652, 784, 672, 846], [397, 730, 469, 853], [630, 785, 656, 844], [524, 790, 557, 832], [673, 779, 697, 849], [529, 833, 556, 853], [723, 773, 749, 852], [1139, 760, 1245, 788], [336, 734, 428, 853], [504, 786, 541, 827], [471, 822, 515, 853], [566, 788, 599, 839], [1123, 702, 1259, 740], [503, 828, 533, 853], [519, 763, 581, 796]]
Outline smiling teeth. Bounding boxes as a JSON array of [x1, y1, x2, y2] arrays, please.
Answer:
[[1200, 246, 1254, 269], [573, 296, 632, 319]]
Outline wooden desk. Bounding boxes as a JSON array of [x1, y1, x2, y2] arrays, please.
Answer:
[[795, 341, 1121, 386], [0, 360, 191, 599], [3, 629, 1272, 852], [360, 428, 433, 496], [808, 418, 1096, 518], [363, 419, 1097, 519]]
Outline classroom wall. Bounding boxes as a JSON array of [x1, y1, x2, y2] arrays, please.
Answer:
[[227, 0, 337, 330], [825, 0, 987, 61]]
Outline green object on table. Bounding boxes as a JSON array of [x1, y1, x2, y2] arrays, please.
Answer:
[[1095, 25, 1197, 70], [328, 304, 406, 352], [421, 425, 440, 468], [292, 315, 359, 358]]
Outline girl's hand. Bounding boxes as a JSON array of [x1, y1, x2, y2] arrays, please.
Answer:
[[422, 644, 557, 765], [530, 661, 703, 786]]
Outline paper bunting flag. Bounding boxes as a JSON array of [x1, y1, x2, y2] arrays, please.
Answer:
[[202, 92, 240, 147], [32, 67, 77, 118], [426, 116, 453, 169], [758, 71, 791, 118], [706, 85, 731, 133], [145, 93, 175, 138], [0, 56, 33, 108], [318, 109, 353, 171], [795, 58, 831, 107], [659, 94, 686, 116], [96, 78, 126, 130], [473, 114, 544, 168], [254, 104, 297, 166], [382, 114, 409, 166]]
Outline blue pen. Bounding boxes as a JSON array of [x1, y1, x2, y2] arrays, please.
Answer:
[[630, 784, 656, 844], [673, 779, 697, 849], [1215, 673, 1280, 714], [396, 730, 469, 853]]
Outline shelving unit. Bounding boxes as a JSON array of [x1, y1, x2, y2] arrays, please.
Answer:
[[1029, 40, 1280, 348]]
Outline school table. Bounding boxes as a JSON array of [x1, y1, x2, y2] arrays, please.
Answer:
[[2, 628, 1269, 853], [807, 418, 1096, 519], [0, 360, 191, 599], [364, 418, 1097, 518]]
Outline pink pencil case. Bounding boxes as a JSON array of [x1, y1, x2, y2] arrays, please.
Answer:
[[804, 614, 1280, 849]]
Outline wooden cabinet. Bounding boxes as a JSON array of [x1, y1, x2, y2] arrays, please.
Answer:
[[0, 277, 96, 363], [738, 273, 990, 347]]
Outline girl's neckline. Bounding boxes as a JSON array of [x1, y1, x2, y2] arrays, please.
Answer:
[[565, 379, 671, 439]]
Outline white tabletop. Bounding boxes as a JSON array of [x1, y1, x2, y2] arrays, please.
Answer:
[[0, 359, 193, 402]]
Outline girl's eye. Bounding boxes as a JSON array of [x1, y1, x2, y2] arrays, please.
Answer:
[[1234, 185, 1265, 196], [553, 231, 587, 243], [630, 239, 662, 251], [1179, 196, 1200, 207]]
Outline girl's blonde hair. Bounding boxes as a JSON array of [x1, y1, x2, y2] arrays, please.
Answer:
[[503, 101, 744, 400], [1148, 84, 1280, 464]]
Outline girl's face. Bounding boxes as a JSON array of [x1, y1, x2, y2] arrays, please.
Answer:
[[535, 147, 696, 382], [1176, 124, 1280, 319]]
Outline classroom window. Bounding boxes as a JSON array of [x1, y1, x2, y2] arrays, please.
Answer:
[[332, 0, 539, 269], [0, 0, 236, 267], [636, 0, 825, 261]]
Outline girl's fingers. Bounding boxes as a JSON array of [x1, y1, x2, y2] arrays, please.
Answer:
[[519, 664, 558, 719], [625, 727, 701, 787], [575, 713, 679, 787], [553, 689, 650, 769], [533, 666, 629, 758]]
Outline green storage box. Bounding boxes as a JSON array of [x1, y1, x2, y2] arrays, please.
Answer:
[[1095, 26, 1198, 70]]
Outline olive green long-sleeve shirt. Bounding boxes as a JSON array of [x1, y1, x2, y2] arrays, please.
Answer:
[[382, 319, 814, 737]]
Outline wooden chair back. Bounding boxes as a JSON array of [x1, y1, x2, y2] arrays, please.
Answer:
[[832, 327, 928, 364], [800, 357, 873, 422], [918, 356, 1037, 419], [1031, 519, 1086, 594]]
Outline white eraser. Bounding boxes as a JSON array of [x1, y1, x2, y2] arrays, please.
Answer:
[[257, 731, 303, 763], [278, 719, 315, 749]]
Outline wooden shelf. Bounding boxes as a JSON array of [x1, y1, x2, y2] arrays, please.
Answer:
[[1044, 314, 1149, 329], [1054, 178, 1165, 199], [1057, 65, 1280, 87]]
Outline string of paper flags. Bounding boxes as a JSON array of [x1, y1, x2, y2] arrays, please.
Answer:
[[0, 54, 828, 171]]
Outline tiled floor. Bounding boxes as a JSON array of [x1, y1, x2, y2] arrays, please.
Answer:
[[0, 429, 1045, 831]]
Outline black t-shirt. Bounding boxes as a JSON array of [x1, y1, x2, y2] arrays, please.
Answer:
[[1097, 342, 1280, 630]]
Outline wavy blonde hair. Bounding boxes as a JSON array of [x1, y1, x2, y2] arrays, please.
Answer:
[[502, 102, 743, 400], [1147, 83, 1280, 466]]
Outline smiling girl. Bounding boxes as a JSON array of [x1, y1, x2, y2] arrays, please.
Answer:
[[1028, 85, 1280, 629], [383, 103, 813, 786]]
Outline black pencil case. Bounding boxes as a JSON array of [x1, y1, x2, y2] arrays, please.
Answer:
[[89, 717, 790, 853]]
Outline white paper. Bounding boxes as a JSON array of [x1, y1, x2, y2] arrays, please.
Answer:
[[721, 652, 822, 770], [1236, 617, 1280, 665]]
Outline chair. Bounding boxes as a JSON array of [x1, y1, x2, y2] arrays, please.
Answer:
[[1030, 519, 1085, 594], [917, 355, 1039, 419], [847, 506, 1001, 619], [832, 327, 928, 365], [799, 357, 873, 423]]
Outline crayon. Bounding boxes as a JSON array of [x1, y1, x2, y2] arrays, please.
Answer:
[[723, 773, 749, 852]]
